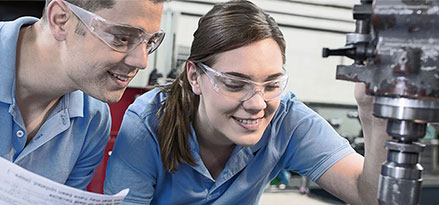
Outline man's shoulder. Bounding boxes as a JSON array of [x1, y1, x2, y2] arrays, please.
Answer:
[[0, 17, 39, 34], [0, 17, 40, 80]]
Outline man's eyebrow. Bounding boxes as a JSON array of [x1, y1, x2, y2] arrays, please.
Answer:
[[224, 72, 285, 81], [107, 25, 143, 34]]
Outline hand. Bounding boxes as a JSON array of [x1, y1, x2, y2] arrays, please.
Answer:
[[354, 83, 373, 114], [354, 82, 389, 137]]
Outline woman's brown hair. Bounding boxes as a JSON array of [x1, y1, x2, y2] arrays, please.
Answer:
[[157, 0, 286, 173]]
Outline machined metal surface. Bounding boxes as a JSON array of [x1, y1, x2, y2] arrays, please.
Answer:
[[336, 0, 439, 99], [386, 120, 427, 141], [374, 97, 439, 122], [388, 150, 419, 165], [378, 141, 425, 204], [322, 0, 439, 204], [382, 142, 425, 179], [378, 175, 422, 205]]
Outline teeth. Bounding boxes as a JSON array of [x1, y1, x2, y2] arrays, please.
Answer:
[[111, 73, 128, 81], [236, 118, 259, 124]]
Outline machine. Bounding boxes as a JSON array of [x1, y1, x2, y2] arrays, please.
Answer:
[[323, 0, 439, 204]]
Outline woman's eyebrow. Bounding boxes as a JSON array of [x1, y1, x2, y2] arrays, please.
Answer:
[[224, 72, 251, 80], [224, 71, 285, 81], [265, 73, 285, 81]]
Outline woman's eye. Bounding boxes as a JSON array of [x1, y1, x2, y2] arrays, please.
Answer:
[[225, 83, 245, 89], [222, 79, 247, 91], [265, 83, 280, 91]]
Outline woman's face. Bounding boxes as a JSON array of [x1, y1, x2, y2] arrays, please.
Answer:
[[195, 38, 285, 147]]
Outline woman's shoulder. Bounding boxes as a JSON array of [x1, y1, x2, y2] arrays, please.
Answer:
[[127, 88, 166, 119], [116, 88, 164, 146], [277, 91, 316, 119]]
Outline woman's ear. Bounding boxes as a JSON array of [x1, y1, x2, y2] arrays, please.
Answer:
[[47, 0, 70, 41], [187, 61, 202, 95]]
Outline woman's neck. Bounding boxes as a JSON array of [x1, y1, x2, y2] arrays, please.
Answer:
[[194, 112, 235, 179], [199, 144, 235, 180]]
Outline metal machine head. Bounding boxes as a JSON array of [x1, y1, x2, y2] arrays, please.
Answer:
[[323, 0, 439, 204]]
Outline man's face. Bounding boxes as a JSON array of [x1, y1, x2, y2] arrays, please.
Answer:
[[63, 0, 164, 103]]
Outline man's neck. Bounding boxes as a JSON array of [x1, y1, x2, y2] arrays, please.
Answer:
[[14, 21, 71, 143], [15, 21, 73, 104]]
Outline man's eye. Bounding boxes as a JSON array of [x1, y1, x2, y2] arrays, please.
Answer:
[[111, 35, 131, 47], [146, 35, 161, 49], [145, 38, 155, 49], [147, 36, 157, 44]]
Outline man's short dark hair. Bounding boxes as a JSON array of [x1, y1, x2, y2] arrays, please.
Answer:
[[42, 0, 115, 22], [42, 0, 166, 22], [41, 0, 166, 36]]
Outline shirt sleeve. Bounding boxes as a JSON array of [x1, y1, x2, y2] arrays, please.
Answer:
[[65, 103, 112, 190], [278, 96, 355, 182], [104, 109, 160, 205]]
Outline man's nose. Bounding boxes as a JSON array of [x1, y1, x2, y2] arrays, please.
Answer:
[[124, 43, 149, 69]]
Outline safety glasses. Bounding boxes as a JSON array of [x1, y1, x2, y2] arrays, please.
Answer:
[[197, 63, 288, 102], [62, 0, 165, 54]]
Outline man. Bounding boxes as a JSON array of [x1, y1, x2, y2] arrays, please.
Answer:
[[0, 0, 165, 190]]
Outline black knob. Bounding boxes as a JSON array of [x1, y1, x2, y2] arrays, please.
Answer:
[[322, 45, 355, 58]]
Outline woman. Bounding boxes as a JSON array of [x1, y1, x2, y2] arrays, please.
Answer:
[[104, 1, 389, 204]]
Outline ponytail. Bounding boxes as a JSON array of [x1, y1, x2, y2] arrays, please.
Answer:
[[157, 68, 199, 173]]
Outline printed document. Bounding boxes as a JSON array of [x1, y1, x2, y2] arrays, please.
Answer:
[[0, 157, 129, 205]]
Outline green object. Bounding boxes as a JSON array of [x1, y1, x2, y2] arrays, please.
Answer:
[[422, 124, 439, 142], [270, 177, 281, 185]]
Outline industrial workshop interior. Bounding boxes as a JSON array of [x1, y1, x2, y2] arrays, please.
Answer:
[[1, 0, 439, 204]]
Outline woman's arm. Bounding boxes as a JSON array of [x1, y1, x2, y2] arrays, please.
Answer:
[[317, 83, 392, 204]]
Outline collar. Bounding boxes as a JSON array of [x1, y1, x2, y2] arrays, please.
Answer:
[[37, 90, 84, 121], [65, 90, 84, 118], [0, 17, 39, 104]]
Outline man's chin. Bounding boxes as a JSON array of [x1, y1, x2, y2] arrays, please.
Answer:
[[104, 97, 122, 104], [93, 90, 125, 103]]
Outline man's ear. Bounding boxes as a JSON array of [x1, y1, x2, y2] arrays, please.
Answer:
[[46, 0, 70, 41], [187, 61, 202, 95]]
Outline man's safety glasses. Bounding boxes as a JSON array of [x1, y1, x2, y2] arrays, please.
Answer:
[[197, 63, 288, 102], [62, 0, 165, 54]]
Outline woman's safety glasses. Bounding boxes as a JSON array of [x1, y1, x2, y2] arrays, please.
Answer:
[[62, 0, 165, 54], [197, 63, 288, 102]]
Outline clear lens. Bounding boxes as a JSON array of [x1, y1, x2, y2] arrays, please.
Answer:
[[215, 75, 251, 100], [91, 17, 165, 54], [144, 31, 165, 54], [63, 0, 165, 54], [198, 63, 288, 101], [239, 75, 288, 101]]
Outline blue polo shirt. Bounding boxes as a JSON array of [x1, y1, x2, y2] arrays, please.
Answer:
[[0, 17, 111, 190], [104, 88, 354, 204]]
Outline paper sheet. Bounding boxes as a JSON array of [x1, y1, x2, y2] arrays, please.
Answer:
[[0, 157, 129, 205]]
